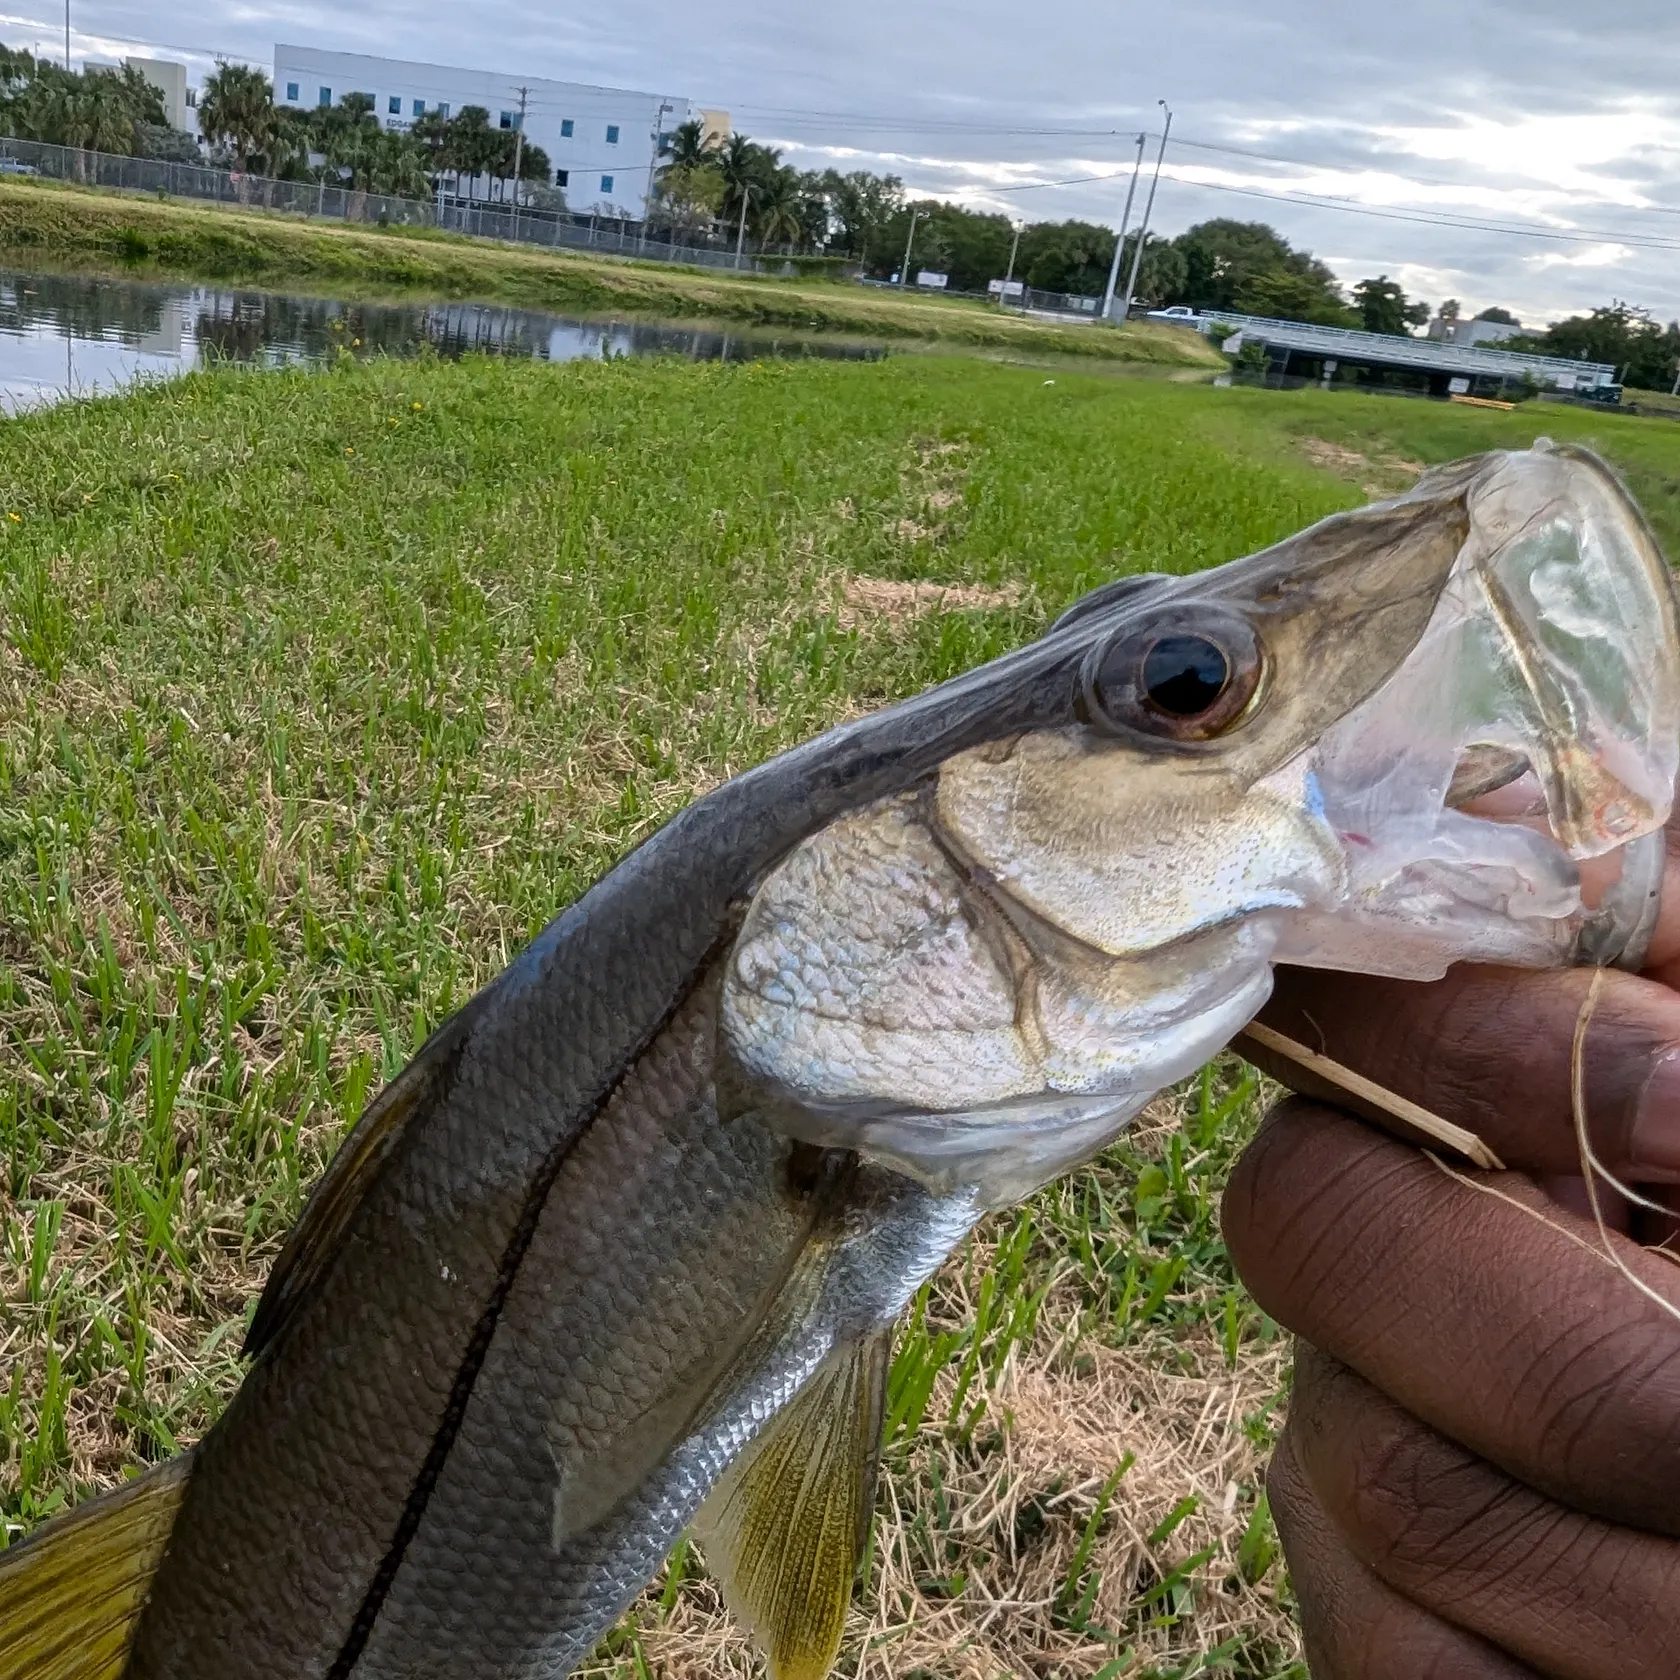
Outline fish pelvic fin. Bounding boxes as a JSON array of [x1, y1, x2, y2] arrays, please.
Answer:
[[0, 1451, 193, 1680], [693, 1328, 890, 1680]]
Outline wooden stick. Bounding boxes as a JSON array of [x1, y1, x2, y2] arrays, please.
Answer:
[[1235, 1021, 1506, 1172]]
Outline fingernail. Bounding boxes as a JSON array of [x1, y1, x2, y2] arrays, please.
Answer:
[[1631, 1049, 1680, 1179]]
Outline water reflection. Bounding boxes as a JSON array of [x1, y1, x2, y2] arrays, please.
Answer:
[[0, 269, 886, 412]]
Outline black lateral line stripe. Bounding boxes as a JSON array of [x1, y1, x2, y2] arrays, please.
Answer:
[[327, 946, 729, 1678]]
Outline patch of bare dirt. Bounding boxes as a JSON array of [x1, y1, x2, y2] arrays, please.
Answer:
[[1298, 435, 1424, 498], [837, 575, 1026, 630]]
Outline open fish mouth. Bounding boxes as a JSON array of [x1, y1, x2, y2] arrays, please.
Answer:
[[721, 440, 1680, 1205], [1267, 440, 1680, 980]]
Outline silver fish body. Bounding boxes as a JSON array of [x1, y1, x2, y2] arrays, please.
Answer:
[[1, 441, 1675, 1680]]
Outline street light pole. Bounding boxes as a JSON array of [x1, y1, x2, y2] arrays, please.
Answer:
[[1100, 131, 1147, 323], [64, 0, 70, 69], [898, 206, 921, 287], [1119, 101, 1173, 326]]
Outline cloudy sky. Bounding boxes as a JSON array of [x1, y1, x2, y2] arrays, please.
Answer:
[[12, 0, 1680, 324]]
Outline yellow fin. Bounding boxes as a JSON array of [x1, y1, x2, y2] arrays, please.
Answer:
[[693, 1331, 889, 1680], [0, 1453, 192, 1680]]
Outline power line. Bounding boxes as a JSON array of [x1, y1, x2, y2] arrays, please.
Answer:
[[943, 160, 1680, 250], [1156, 173, 1680, 250]]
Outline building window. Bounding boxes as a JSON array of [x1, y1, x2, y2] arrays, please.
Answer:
[[560, 118, 573, 138], [318, 86, 332, 106], [605, 124, 619, 144], [600, 174, 614, 194], [412, 98, 424, 118], [555, 168, 569, 187], [388, 95, 401, 115], [285, 81, 299, 102]]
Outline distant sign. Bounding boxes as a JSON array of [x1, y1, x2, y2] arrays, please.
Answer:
[[987, 278, 1025, 299], [1448, 376, 1471, 395], [916, 271, 949, 290]]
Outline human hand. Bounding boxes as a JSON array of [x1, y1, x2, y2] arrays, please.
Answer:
[[1222, 828, 1680, 1678]]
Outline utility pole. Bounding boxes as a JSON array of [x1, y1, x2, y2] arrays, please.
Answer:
[[1671, 358, 1680, 397], [1119, 102, 1173, 326], [642, 98, 674, 252], [64, 0, 70, 69], [1100, 132, 1147, 322], [898, 206, 921, 287], [733, 182, 755, 268], [509, 86, 528, 236], [1000, 219, 1022, 308]]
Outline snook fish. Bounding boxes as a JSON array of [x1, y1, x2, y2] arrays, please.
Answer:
[[3, 441, 1677, 1680]]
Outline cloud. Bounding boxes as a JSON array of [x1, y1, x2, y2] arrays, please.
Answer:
[[18, 0, 1680, 321], [1528, 242, 1639, 269]]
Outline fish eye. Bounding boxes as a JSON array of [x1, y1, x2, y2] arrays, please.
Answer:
[[1079, 611, 1264, 742]]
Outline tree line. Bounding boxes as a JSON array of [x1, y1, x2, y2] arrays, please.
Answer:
[[6, 44, 1678, 389]]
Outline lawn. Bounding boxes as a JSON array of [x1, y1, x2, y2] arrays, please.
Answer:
[[0, 178, 1228, 370], [2, 354, 1677, 1678]]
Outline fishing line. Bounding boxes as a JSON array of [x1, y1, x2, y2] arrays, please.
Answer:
[[1570, 969, 1680, 1328]]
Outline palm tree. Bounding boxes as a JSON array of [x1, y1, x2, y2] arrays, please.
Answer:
[[445, 107, 496, 202], [754, 169, 806, 252], [369, 129, 428, 201], [666, 118, 715, 170], [713, 131, 776, 224], [265, 107, 314, 182], [198, 63, 274, 176]]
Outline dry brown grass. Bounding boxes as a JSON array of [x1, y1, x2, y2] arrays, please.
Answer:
[[837, 577, 1027, 629], [1296, 435, 1423, 498]]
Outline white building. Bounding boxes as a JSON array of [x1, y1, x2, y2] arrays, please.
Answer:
[[272, 44, 718, 217], [83, 56, 197, 134]]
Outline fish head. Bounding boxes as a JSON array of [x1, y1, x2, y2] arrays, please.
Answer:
[[722, 440, 1680, 1204]]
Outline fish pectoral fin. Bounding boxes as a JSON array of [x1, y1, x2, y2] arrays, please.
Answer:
[[0, 1451, 193, 1680], [692, 1328, 890, 1680]]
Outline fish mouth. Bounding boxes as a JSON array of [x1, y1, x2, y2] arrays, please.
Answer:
[[1266, 441, 1680, 981]]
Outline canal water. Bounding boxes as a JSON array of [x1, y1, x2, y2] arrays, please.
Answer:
[[0, 268, 887, 412]]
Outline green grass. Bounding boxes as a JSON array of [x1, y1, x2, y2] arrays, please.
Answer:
[[3, 353, 1678, 1676], [0, 177, 1227, 369]]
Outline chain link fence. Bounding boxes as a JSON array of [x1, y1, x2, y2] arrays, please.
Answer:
[[0, 135, 854, 276], [1016, 286, 1108, 320]]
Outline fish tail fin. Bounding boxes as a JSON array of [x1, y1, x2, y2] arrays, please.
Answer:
[[693, 1328, 890, 1680], [0, 1451, 193, 1680]]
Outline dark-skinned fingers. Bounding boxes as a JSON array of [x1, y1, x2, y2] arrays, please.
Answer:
[[1640, 810, 1680, 978], [1267, 1426, 1540, 1680], [1254, 962, 1680, 1182], [1223, 1102, 1680, 1535], [1288, 1346, 1680, 1680]]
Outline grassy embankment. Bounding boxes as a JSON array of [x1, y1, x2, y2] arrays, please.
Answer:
[[3, 354, 1679, 1677], [0, 177, 1228, 368]]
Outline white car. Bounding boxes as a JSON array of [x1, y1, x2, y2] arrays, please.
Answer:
[[1146, 305, 1201, 324]]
